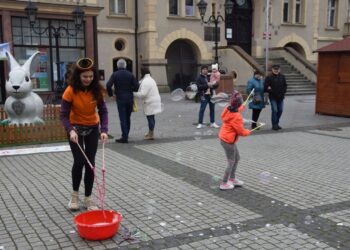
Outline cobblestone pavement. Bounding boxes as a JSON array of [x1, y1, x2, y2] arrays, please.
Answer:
[[1, 94, 350, 249]]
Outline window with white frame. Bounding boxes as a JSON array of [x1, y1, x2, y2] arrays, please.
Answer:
[[348, 0, 350, 20], [185, 0, 195, 16], [283, 0, 290, 23], [109, 0, 126, 15], [327, 0, 337, 27], [169, 0, 179, 16], [295, 0, 302, 23]]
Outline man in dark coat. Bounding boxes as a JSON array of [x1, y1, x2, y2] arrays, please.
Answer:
[[106, 59, 139, 143], [264, 64, 287, 130], [196, 65, 220, 129]]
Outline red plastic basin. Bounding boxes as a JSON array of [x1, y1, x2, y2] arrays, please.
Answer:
[[74, 210, 123, 241]]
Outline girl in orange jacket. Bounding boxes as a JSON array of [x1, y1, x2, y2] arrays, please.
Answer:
[[218, 90, 251, 190]]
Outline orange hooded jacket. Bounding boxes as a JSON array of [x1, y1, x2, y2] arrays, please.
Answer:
[[219, 106, 251, 144]]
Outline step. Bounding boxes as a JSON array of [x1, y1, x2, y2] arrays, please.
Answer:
[[255, 57, 316, 95]]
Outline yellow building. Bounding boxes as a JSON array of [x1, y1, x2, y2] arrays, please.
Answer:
[[97, 0, 350, 92], [1, 0, 349, 101]]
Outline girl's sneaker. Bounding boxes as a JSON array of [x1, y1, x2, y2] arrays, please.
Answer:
[[84, 196, 99, 211], [220, 182, 234, 190], [228, 178, 244, 187], [68, 191, 80, 211]]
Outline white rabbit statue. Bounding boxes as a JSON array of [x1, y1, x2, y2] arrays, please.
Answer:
[[4, 51, 44, 125]]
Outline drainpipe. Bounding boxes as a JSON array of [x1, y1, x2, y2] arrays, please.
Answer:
[[134, 0, 139, 80], [264, 0, 270, 76]]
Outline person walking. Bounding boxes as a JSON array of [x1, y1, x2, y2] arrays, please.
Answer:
[[246, 71, 265, 129], [60, 57, 108, 211], [264, 64, 287, 130], [218, 90, 251, 190], [196, 65, 220, 129], [133, 67, 162, 140], [106, 59, 139, 143]]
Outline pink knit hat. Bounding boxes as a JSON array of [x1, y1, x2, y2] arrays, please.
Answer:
[[230, 90, 243, 110]]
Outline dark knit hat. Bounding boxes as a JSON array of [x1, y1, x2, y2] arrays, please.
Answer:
[[272, 64, 280, 69], [230, 90, 243, 111]]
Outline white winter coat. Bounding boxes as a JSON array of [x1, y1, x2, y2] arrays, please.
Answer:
[[134, 74, 162, 115]]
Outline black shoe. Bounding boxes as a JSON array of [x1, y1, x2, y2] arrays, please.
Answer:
[[272, 126, 279, 131], [277, 125, 282, 130], [115, 138, 128, 143]]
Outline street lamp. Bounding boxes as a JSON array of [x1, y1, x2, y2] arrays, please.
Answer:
[[197, 0, 233, 64], [25, 0, 84, 99]]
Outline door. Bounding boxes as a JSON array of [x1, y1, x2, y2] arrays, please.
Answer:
[[225, 0, 253, 55], [165, 39, 197, 91]]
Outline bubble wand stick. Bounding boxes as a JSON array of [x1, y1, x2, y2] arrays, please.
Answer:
[[250, 122, 265, 132], [243, 88, 255, 106]]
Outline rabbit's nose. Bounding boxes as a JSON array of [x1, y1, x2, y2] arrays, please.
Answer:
[[12, 86, 20, 90]]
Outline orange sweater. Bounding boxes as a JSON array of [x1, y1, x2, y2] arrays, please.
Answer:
[[62, 86, 99, 126], [219, 107, 251, 144]]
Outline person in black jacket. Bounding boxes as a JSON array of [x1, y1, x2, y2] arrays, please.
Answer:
[[196, 65, 220, 129], [264, 64, 287, 130], [106, 59, 139, 143]]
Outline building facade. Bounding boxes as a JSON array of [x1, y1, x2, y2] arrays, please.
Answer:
[[0, 0, 102, 104], [97, 0, 350, 92]]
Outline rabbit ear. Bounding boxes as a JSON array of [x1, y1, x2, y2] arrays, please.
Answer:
[[6, 51, 20, 70], [22, 51, 40, 76]]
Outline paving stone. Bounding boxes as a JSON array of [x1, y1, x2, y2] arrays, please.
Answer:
[[1, 95, 350, 249]]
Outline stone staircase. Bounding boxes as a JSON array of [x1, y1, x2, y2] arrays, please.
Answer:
[[255, 57, 316, 95]]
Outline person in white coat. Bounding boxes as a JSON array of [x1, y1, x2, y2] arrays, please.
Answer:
[[134, 67, 162, 139]]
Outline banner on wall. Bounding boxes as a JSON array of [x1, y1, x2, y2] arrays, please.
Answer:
[[0, 43, 10, 60]]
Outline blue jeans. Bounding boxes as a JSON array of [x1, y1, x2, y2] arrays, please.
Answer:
[[198, 95, 215, 124], [270, 98, 284, 126], [146, 115, 155, 131], [117, 101, 133, 140]]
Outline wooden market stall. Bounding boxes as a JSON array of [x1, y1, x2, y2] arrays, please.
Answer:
[[315, 38, 350, 117]]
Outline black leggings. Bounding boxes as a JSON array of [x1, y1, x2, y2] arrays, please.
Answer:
[[251, 109, 262, 129], [68, 127, 99, 197]]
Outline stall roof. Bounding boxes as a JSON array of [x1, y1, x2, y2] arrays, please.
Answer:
[[316, 37, 350, 52], [316, 38, 350, 53]]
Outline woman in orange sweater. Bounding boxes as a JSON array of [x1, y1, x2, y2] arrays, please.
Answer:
[[218, 90, 251, 190], [60, 58, 108, 210]]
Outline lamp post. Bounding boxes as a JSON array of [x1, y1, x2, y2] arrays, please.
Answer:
[[197, 0, 233, 64], [264, 0, 270, 76], [25, 0, 84, 98]]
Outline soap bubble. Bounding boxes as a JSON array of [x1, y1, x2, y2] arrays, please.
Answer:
[[259, 171, 271, 184], [210, 175, 221, 189], [171, 88, 185, 101], [211, 92, 229, 106], [194, 131, 202, 140], [175, 152, 182, 162], [185, 84, 198, 100], [304, 215, 313, 225]]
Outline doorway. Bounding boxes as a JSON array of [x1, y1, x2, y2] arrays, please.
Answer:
[[165, 39, 198, 91], [226, 0, 253, 55]]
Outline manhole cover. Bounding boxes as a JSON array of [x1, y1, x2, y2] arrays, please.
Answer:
[[318, 127, 342, 131]]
